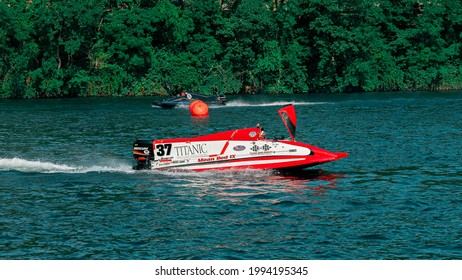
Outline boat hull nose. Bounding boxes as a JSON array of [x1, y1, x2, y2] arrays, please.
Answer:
[[309, 147, 348, 164], [332, 152, 348, 160]]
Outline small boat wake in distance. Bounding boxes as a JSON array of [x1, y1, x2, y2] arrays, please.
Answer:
[[223, 100, 329, 108], [133, 104, 348, 172]]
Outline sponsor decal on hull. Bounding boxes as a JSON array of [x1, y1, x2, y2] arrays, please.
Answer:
[[198, 155, 236, 163], [151, 139, 313, 170], [173, 143, 207, 156], [233, 145, 246, 151], [155, 143, 208, 157]]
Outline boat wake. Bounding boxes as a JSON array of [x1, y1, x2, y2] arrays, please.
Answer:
[[222, 100, 328, 108], [0, 157, 135, 174], [151, 100, 326, 109]]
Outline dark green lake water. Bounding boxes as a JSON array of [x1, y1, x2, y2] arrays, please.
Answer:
[[1, 92, 461, 259]]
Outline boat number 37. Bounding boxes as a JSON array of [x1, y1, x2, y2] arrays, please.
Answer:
[[155, 144, 172, 156]]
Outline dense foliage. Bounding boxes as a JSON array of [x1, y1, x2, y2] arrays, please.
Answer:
[[1, 0, 462, 98]]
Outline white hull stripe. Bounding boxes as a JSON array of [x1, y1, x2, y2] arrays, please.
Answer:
[[169, 157, 305, 170]]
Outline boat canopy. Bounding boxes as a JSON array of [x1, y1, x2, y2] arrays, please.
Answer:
[[278, 104, 297, 141]]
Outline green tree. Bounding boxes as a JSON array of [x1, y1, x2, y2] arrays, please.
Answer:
[[220, 0, 275, 93], [181, 0, 240, 94], [3, 0, 462, 98], [0, 1, 38, 98]]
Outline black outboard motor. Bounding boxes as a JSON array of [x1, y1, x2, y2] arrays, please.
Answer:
[[133, 139, 154, 170]]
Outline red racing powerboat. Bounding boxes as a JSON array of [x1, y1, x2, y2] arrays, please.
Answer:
[[133, 104, 347, 171]]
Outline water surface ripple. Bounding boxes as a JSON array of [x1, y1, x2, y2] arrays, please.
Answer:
[[1, 92, 461, 259]]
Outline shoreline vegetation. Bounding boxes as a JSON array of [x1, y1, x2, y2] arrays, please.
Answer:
[[1, 0, 462, 99]]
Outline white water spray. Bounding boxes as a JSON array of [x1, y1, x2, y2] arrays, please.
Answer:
[[0, 158, 134, 174]]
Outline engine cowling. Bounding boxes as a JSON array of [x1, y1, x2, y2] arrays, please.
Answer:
[[132, 139, 154, 169]]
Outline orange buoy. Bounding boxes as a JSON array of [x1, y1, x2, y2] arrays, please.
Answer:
[[189, 100, 209, 117]]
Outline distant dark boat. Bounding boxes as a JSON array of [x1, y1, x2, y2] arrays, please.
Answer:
[[152, 91, 226, 109]]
